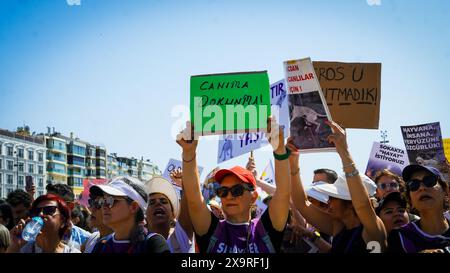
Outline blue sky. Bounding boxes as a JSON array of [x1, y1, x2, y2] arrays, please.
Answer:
[[0, 0, 449, 184]]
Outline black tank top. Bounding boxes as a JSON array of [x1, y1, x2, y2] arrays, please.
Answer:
[[331, 225, 369, 253]]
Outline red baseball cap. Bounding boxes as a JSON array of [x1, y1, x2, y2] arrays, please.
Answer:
[[214, 166, 257, 188]]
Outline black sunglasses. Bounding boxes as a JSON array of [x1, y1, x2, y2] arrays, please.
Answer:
[[31, 206, 58, 217], [215, 184, 254, 198], [88, 198, 102, 209], [407, 175, 438, 192]]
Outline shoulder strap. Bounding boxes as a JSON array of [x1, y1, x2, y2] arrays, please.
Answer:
[[206, 220, 226, 253], [253, 218, 276, 253]]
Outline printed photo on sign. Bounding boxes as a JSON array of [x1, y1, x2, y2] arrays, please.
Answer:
[[289, 91, 335, 151], [401, 122, 448, 180], [365, 142, 409, 179]]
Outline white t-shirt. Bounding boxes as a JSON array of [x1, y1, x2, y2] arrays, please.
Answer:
[[167, 221, 195, 253], [20, 242, 81, 253]]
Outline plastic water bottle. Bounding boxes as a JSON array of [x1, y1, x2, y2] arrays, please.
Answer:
[[22, 216, 44, 241]]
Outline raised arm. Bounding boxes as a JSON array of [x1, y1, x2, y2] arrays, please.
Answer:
[[169, 169, 193, 239], [176, 121, 211, 236], [325, 120, 386, 249], [287, 137, 336, 236], [266, 118, 291, 231]]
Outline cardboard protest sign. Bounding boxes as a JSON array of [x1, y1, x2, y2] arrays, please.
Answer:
[[443, 138, 450, 162], [312, 61, 381, 129], [284, 58, 335, 152], [401, 122, 447, 174], [78, 179, 108, 207], [365, 142, 409, 179], [260, 160, 275, 185], [216, 80, 289, 164], [191, 71, 271, 136], [162, 159, 204, 182]]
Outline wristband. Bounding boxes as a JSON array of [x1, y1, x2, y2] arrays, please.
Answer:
[[273, 148, 291, 161]]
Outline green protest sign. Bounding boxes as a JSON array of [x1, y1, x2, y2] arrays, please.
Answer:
[[190, 71, 271, 135]]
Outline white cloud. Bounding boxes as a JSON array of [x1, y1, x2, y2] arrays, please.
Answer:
[[66, 0, 81, 6], [367, 0, 381, 6]]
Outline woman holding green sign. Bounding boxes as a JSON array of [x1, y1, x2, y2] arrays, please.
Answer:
[[176, 117, 291, 253]]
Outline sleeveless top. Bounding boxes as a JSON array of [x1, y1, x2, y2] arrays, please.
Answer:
[[331, 225, 369, 253]]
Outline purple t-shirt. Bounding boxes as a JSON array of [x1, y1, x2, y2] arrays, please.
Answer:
[[196, 209, 285, 253], [388, 220, 450, 253]]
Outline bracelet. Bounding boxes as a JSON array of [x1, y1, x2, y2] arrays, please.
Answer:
[[345, 169, 360, 178], [290, 168, 300, 176], [182, 153, 196, 163], [273, 148, 291, 161]]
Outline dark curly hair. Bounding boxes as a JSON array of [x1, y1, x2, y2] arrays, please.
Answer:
[[46, 183, 75, 203], [6, 189, 32, 208]]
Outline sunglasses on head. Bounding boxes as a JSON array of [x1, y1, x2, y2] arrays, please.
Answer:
[[407, 175, 438, 192], [215, 184, 254, 198], [96, 196, 128, 209], [378, 182, 399, 190], [30, 206, 58, 217]]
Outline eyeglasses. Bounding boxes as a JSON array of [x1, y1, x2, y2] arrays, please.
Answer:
[[407, 175, 438, 192], [88, 198, 103, 210], [97, 196, 128, 209], [215, 184, 254, 198], [378, 182, 399, 190], [149, 197, 169, 206], [30, 206, 59, 217]]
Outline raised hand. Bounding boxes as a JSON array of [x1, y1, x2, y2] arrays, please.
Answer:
[[170, 168, 183, 188], [246, 155, 258, 178], [266, 116, 285, 154], [176, 121, 198, 159], [286, 136, 300, 167], [325, 120, 349, 155]]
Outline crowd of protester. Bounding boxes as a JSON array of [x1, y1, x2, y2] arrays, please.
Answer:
[[0, 118, 449, 253]]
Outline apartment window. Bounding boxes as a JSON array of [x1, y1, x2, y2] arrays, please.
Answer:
[[28, 164, 34, 174], [0, 143, 2, 155], [18, 148, 24, 158], [7, 174, 13, 184], [38, 178, 44, 187], [0, 159, 2, 169], [0, 173, 2, 184], [7, 146, 13, 156], [38, 152, 44, 162], [28, 150, 34, 161], [7, 188, 13, 195], [38, 191, 43, 196], [38, 165, 44, 175], [7, 160, 13, 171], [18, 162, 24, 172], [18, 176, 24, 186]]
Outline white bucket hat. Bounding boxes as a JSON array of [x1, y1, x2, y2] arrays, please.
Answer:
[[306, 181, 329, 204], [313, 175, 377, 201], [145, 176, 180, 218]]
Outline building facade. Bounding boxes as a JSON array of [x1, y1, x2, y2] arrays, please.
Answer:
[[0, 129, 46, 199], [107, 155, 161, 181]]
